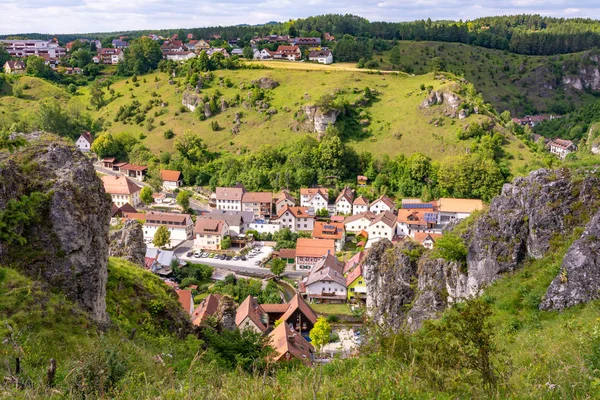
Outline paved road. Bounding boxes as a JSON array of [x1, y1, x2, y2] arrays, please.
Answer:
[[175, 240, 308, 280]]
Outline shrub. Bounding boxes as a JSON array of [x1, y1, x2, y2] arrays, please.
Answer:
[[164, 129, 175, 139]]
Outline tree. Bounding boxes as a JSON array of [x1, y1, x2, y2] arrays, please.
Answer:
[[0, 47, 9, 67], [221, 236, 231, 250], [25, 56, 55, 79], [140, 186, 153, 204], [71, 48, 92, 68], [432, 232, 468, 267], [67, 84, 77, 94], [309, 317, 332, 354], [89, 80, 105, 110], [270, 258, 286, 277], [176, 190, 191, 211], [242, 46, 254, 59], [174, 131, 208, 163], [153, 225, 171, 248], [389, 45, 401, 66], [121, 37, 162, 75], [430, 57, 446, 73]]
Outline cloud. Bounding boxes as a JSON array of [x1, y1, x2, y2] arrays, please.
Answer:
[[0, 0, 599, 34]]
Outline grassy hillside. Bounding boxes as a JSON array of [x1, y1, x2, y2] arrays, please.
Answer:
[[376, 41, 600, 115]]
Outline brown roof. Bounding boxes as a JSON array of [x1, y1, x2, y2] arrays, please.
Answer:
[[335, 187, 354, 205], [5, 60, 26, 69], [277, 205, 314, 219], [215, 187, 244, 201], [176, 289, 193, 314], [413, 232, 443, 244], [261, 304, 290, 313], [242, 192, 273, 204], [145, 212, 191, 227], [397, 209, 429, 225], [346, 264, 363, 286], [276, 190, 296, 205], [343, 211, 376, 225], [372, 195, 395, 210], [160, 170, 182, 182], [280, 294, 318, 326], [194, 218, 225, 235], [370, 210, 397, 229], [295, 238, 335, 258], [300, 187, 328, 200], [311, 253, 344, 275], [312, 221, 345, 240], [353, 195, 369, 206], [192, 293, 222, 326], [119, 203, 137, 214], [550, 138, 576, 150], [268, 322, 314, 365], [344, 250, 366, 274], [120, 163, 148, 172], [235, 295, 267, 332], [79, 131, 93, 144], [278, 248, 296, 259], [102, 157, 116, 163], [305, 263, 347, 289], [437, 198, 484, 214], [122, 212, 147, 223], [101, 175, 142, 195]]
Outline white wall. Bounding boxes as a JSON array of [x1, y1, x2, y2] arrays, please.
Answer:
[[306, 281, 346, 297], [216, 199, 241, 211], [144, 224, 191, 242], [249, 222, 281, 235], [369, 201, 393, 214], [335, 198, 352, 215], [345, 218, 371, 233], [352, 204, 368, 215]]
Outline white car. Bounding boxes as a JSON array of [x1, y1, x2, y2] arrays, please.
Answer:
[[193, 251, 201, 258]]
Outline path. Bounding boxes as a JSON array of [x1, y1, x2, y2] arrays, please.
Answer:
[[244, 60, 405, 75]]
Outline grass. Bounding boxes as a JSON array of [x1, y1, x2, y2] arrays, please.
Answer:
[[311, 303, 354, 316]]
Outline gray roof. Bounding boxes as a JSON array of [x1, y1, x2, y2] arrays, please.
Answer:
[[205, 210, 253, 227]]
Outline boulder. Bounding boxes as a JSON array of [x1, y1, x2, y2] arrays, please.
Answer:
[[251, 77, 279, 89], [108, 220, 146, 267], [302, 105, 340, 134], [182, 91, 202, 112]]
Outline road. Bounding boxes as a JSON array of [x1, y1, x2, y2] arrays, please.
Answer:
[[174, 240, 309, 280]]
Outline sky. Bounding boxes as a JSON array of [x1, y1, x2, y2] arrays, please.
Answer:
[[0, 0, 598, 35]]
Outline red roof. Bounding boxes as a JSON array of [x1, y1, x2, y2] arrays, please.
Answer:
[[312, 221, 345, 240], [346, 264, 363, 286], [176, 289, 193, 315], [192, 293, 222, 326], [160, 170, 182, 182]]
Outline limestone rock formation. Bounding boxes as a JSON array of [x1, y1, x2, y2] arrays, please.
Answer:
[[182, 92, 202, 112], [540, 211, 600, 311], [302, 105, 340, 134], [216, 296, 237, 331], [0, 134, 111, 323], [109, 220, 146, 267], [420, 90, 461, 109], [251, 77, 279, 89]]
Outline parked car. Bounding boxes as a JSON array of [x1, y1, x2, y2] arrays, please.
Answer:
[[201, 252, 209, 258], [241, 256, 247, 261], [233, 256, 239, 261], [193, 251, 201, 258], [208, 253, 215, 258], [225, 255, 232, 260], [186, 252, 193, 257], [220, 254, 227, 260], [254, 260, 261, 266]]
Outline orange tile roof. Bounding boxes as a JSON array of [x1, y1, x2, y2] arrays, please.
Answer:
[[300, 187, 328, 200], [261, 304, 290, 313], [335, 186, 354, 204], [312, 221, 345, 240], [235, 295, 267, 332], [122, 212, 147, 223], [101, 175, 141, 195], [353, 195, 369, 206], [437, 198, 484, 214], [176, 289, 193, 315], [280, 294, 318, 326], [276, 190, 296, 204], [242, 192, 273, 203], [343, 250, 366, 274], [192, 294, 222, 326], [277, 205, 314, 219], [278, 248, 296, 259], [160, 169, 182, 182], [413, 232, 443, 244], [194, 218, 225, 235], [295, 238, 335, 258], [268, 322, 314, 365], [346, 264, 363, 286]]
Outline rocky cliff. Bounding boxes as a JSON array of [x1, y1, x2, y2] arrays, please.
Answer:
[[0, 134, 111, 323], [301, 105, 340, 134], [109, 220, 146, 267], [365, 168, 600, 332]]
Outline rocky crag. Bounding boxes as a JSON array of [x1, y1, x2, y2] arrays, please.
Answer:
[[365, 168, 600, 331], [0, 134, 111, 323], [109, 220, 146, 267]]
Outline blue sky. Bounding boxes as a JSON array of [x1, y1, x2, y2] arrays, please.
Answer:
[[0, 0, 598, 34]]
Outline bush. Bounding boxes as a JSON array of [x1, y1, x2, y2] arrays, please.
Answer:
[[326, 315, 340, 323], [164, 129, 175, 139], [211, 120, 220, 131]]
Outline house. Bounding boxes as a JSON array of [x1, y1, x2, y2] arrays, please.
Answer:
[[101, 175, 141, 207], [215, 187, 245, 211], [548, 138, 577, 159], [437, 198, 484, 224], [165, 51, 196, 62], [346, 264, 366, 302], [194, 218, 229, 250], [235, 295, 268, 333], [365, 211, 397, 248], [75, 131, 93, 152], [192, 293, 222, 326], [369, 195, 396, 215], [324, 33, 335, 41], [251, 48, 262, 59], [335, 187, 354, 215], [110, 202, 137, 222], [276, 206, 315, 233], [357, 175, 368, 186], [396, 207, 440, 237], [293, 37, 322, 46], [111, 39, 129, 49], [161, 40, 185, 52], [206, 47, 230, 58], [141, 212, 194, 242], [413, 232, 443, 249], [343, 211, 376, 234], [102, 157, 116, 169], [187, 33, 194, 40], [242, 192, 273, 219], [272, 45, 301, 61], [96, 48, 123, 64], [312, 221, 345, 252], [195, 40, 210, 50], [295, 238, 335, 270], [268, 322, 314, 366], [204, 210, 253, 236], [144, 248, 181, 276], [230, 48, 243, 56], [3, 60, 26, 74], [0, 39, 65, 59], [343, 250, 366, 274], [160, 170, 183, 190], [275, 190, 296, 214], [118, 163, 147, 182], [352, 195, 369, 215], [300, 188, 328, 212], [308, 49, 333, 64], [256, 48, 273, 60], [302, 253, 347, 303], [152, 192, 166, 204], [176, 289, 194, 315]]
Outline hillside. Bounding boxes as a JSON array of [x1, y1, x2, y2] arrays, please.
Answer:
[[376, 41, 600, 115]]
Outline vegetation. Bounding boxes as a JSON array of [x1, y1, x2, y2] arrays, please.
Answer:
[[140, 186, 153, 204], [270, 258, 286, 277], [210, 274, 281, 304], [152, 225, 170, 248], [310, 317, 333, 354]]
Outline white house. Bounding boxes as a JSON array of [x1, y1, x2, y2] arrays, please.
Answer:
[[366, 211, 397, 248], [242, 192, 273, 219], [256, 48, 273, 60], [248, 220, 281, 235], [300, 188, 329, 212], [352, 195, 369, 215], [413, 232, 443, 249], [165, 51, 196, 62], [308, 49, 333, 65], [335, 187, 354, 215], [343, 211, 376, 234], [75, 132, 93, 152], [215, 187, 245, 211], [276, 206, 315, 233], [204, 210, 253, 236], [101, 175, 141, 207], [275, 190, 296, 214], [369, 195, 396, 215], [194, 218, 229, 251], [303, 253, 347, 303], [141, 212, 194, 243], [312, 221, 345, 252], [160, 170, 183, 191], [396, 207, 440, 238], [295, 238, 335, 271], [548, 138, 577, 159]]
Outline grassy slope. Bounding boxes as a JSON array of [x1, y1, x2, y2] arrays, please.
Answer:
[[377, 41, 600, 114]]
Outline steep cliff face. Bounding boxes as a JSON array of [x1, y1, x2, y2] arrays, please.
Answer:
[[363, 239, 422, 331], [302, 105, 340, 134], [0, 134, 111, 323], [540, 210, 600, 311], [109, 220, 146, 267]]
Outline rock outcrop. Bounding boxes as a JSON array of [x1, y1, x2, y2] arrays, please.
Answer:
[[216, 296, 237, 331], [182, 92, 202, 112], [364, 240, 421, 331], [0, 134, 111, 323], [251, 77, 279, 89], [540, 211, 600, 311], [420, 90, 461, 109], [109, 220, 146, 267], [301, 105, 340, 134]]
